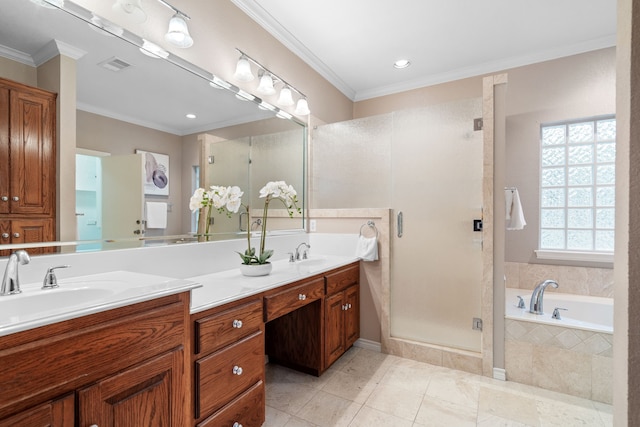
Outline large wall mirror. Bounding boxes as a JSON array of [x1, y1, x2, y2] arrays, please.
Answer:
[[0, 0, 307, 256]]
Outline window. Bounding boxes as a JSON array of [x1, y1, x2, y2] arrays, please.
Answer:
[[538, 116, 616, 257]]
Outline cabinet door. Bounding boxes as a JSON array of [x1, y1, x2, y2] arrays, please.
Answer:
[[11, 218, 55, 255], [78, 349, 186, 427], [324, 291, 345, 368], [0, 394, 74, 427], [344, 285, 360, 349], [9, 88, 55, 215], [0, 86, 8, 215]]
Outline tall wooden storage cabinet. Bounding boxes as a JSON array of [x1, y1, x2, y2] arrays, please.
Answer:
[[0, 78, 56, 254]]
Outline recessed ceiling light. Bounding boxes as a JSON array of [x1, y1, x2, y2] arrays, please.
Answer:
[[394, 59, 411, 69], [186, 113, 196, 119]]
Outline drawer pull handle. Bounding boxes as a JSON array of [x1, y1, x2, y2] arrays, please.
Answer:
[[233, 423, 243, 427], [232, 319, 243, 328], [298, 294, 306, 300], [232, 365, 243, 375]]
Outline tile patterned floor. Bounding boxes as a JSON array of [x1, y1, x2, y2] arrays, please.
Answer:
[[263, 347, 613, 427]]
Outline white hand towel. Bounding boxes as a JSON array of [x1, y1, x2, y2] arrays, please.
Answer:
[[355, 235, 378, 261], [506, 189, 526, 230], [146, 201, 167, 229]]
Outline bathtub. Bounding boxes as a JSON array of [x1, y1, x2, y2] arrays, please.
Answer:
[[505, 287, 613, 334]]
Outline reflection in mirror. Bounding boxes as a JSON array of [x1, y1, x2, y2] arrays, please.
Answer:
[[0, 0, 307, 256]]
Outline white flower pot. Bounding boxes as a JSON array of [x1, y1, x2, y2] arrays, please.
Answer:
[[239, 263, 272, 277]]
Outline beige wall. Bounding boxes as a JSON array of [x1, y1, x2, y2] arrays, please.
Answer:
[[0, 57, 37, 85], [503, 48, 616, 265], [77, 110, 184, 236]]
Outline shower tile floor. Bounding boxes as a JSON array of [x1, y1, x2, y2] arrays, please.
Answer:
[[263, 347, 612, 426]]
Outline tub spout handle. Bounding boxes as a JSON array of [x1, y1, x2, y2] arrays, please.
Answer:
[[552, 307, 567, 320], [516, 296, 526, 309]]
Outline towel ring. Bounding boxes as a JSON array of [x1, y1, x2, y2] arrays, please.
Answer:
[[359, 220, 379, 238]]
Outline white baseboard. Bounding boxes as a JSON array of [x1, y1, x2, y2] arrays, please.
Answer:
[[493, 367, 506, 381], [354, 338, 381, 352]]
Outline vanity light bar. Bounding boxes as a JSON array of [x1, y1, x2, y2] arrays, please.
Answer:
[[234, 48, 307, 100]]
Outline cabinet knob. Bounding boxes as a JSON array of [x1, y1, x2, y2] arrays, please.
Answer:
[[342, 304, 347, 311], [232, 319, 243, 328], [12, 196, 18, 202], [298, 294, 306, 301], [89, 425, 98, 427], [348, 303, 352, 309], [1, 233, 8, 239], [0, 196, 7, 202], [233, 423, 243, 427], [12, 233, 19, 238], [232, 365, 243, 375]]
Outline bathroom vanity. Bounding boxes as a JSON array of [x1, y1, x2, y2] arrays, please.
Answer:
[[0, 256, 360, 427], [190, 259, 360, 426]]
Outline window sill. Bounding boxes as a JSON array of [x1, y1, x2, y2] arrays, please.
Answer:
[[535, 250, 614, 264]]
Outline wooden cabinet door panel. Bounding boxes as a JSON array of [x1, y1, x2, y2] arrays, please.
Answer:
[[78, 349, 185, 427], [195, 331, 264, 419], [9, 88, 55, 215], [345, 285, 360, 349], [324, 292, 345, 368], [0, 393, 74, 427], [196, 381, 265, 427], [0, 86, 8, 215]]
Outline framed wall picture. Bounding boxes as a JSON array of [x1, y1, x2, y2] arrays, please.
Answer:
[[136, 149, 169, 196]]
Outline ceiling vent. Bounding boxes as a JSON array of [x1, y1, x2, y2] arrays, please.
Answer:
[[98, 56, 132, 72]]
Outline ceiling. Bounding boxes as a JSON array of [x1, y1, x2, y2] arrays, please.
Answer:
[[232, 0, 617, 101]]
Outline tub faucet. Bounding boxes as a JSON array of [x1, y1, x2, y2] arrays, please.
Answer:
[[295, 243, 310, 260], [1, 250, 30, 296], [529, 279, 558, 315]]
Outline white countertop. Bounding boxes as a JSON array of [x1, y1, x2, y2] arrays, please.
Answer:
[[189, 255, 359, 314], [0, 271, 200, 337]]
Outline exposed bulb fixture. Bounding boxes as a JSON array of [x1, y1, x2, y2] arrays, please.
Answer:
[[256, 73, 276, 96], [112, 0, 147, 24], [294, 98, 310, 116], [394, 59, 411, 69], [233, 48, 311, 116], [30, 0, 64, 9], [165, 13, 193, 48], [277, 86, 294, 106], [234, 55, 255, 82], [139, 39, 169, 59]]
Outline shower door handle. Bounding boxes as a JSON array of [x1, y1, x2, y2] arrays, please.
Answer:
[[397, 211, 403, 238]]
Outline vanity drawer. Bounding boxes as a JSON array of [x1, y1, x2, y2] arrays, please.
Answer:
[[264, 277, 324, 321], [194, 299, 263, 355], [194, 331, 264, 418], [325, 263, 359, 295], [196, 381, 265, 427]]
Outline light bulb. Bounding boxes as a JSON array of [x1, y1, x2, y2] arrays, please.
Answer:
[[234, 56, 254, 82], [277, 86, 294, 106], [256, 73, 276, 96], [294, 98, 310, 115], [165, 14, 193, 48]]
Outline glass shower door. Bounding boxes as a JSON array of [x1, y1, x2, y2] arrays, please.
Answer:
[[390, 98, 484, 352]]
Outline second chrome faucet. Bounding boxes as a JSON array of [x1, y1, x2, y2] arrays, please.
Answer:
[[529, 279, 559, 315]]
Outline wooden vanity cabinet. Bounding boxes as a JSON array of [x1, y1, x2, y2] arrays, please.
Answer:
[[0, 292, 191, 426], [324, 263, 360, 368], [191, 298, 265, 427], [0, 78, 56, 254]]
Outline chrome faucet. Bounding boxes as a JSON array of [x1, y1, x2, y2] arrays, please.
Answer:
[[1, 250, 30, 296], [295, 242, 310, 260], [529, 279, 559, 315]]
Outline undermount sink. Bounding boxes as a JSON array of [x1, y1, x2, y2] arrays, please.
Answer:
[[0, 287, 117, 320], [297, 256, 328, 267]]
